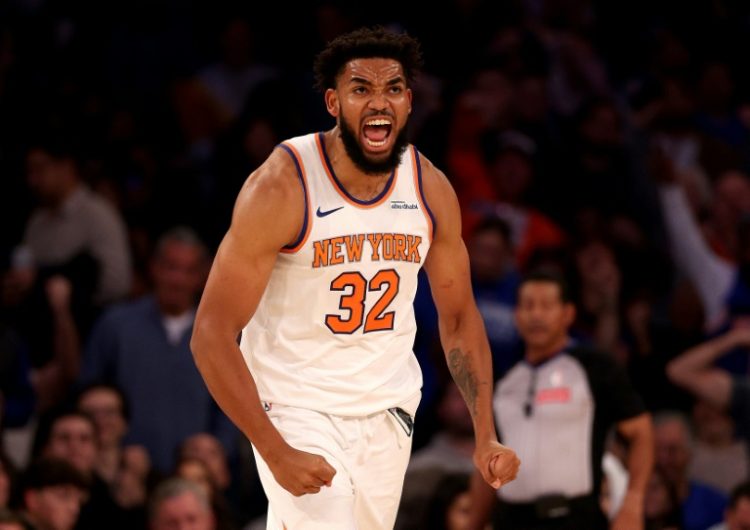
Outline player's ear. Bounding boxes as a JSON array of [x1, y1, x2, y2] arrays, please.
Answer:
[[325, 88, 339, 118]]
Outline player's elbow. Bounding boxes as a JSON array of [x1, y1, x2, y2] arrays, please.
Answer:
[[190, 317, 214, 365], [438, 302, 481, 336]]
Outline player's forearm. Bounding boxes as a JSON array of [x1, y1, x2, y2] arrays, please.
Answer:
[[191, 324, 287, 460], [439, 307, 497, 442]]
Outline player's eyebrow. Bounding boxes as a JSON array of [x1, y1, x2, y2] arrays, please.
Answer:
[[348, 76, 372, 85], [347, 75, 405, 86]]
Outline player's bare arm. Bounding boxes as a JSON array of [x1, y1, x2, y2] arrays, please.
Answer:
[[420, 154, 520, 488], [191, 147, 336, 496], [612, 413, 653, 530]]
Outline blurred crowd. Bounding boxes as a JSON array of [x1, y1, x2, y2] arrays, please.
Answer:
[[2, 0, 750, 528]]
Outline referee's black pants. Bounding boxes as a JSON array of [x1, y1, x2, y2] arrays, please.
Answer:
[[492, 495, 608, 530]]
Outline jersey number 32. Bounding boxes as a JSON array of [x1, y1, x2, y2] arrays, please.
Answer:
[[325, 269, 400, 334]]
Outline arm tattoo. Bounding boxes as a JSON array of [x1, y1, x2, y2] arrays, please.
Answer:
[[447, 348, 479, 416]]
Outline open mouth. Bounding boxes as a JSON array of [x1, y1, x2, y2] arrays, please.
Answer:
[[362, 117, 393, 149]]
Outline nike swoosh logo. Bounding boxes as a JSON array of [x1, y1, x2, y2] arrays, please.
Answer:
[[316, 206, 344, 217]]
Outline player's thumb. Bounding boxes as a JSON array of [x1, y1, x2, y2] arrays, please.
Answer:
[[486, 455, 502, 489]]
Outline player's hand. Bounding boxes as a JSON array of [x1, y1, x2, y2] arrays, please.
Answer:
[[266, 444, 337, 496], [474, 440, 520, 489]]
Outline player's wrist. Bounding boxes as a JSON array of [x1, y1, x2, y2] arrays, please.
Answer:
[[473, 420, 499, 445], [253, 429, 291, 462]]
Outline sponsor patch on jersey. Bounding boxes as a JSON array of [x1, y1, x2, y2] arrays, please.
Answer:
[[535, 387, 571, 404], [390, 200, 419, 210]]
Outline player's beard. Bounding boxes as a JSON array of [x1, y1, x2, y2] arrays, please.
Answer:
[[338, 116, 409, 176]]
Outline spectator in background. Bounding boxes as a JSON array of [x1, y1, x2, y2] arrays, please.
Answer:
[[33, 409, 131, 530], [174, 458, 213, 503], [702, 171, 750, 262], [571, 239, 625, 359], [467, 217, 521, 378], [2, 271, 88, 419], [708, 481, 750, 530], [654, 151, 750, 336], [0, 453, 15, 513], [177, 434, 230, 496], [558, 99, 655, 232], [197, 18, 277, 123], [75, 383, 150, 513], [19, 458, 89, 530], [667, 327, 750, 442], [693, 61, 749, 152], [20, 136, 132, 306], [689, 400, 748, 496], [174, 457, 236, 530], [149, 478, 216, 530], [397, 382, 475, 530], [177, 432, 243, 527], [470, 130, 566, 269], [0, 509, 25, 530], [0, 317, 35, 428], [443, 68, 514, 212], [421, 473, 472, 530], [644, 468, 682, 530], [469, 271, 653, 530], [31, 277, 80, 413], [653, 412, 727, 530], [79, 227, 237, 473], [75, 383, 133, 486], [3, 137, 132, 417]]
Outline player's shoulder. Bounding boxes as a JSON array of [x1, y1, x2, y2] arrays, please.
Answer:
[[413, 149, 451, 189], [247, 144, 300, 191], [228, 143, 308, 243], [413, 149, 456, 204], [235, 145, 304, 209]]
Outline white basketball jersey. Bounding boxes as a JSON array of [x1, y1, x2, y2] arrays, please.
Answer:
[[240, 132, 434, 416]]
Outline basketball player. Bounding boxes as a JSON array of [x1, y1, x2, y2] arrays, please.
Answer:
[[191, 27, 520, 529]]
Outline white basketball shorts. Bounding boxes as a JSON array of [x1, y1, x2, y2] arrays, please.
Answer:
[[252, 393, 420, 530]]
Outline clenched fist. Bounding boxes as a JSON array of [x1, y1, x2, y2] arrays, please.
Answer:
[[267, 444, 337, 496], [474, 441, 520, 489]]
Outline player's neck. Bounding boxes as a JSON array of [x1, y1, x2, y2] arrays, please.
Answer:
[[324, 128, 392, 201]]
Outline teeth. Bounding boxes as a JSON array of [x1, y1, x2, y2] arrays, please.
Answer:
[[366, 138, 387, 147], [366, 119, 391, 126]]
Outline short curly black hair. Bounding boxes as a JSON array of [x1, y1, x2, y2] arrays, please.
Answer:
[[313, 26, 423, 92]]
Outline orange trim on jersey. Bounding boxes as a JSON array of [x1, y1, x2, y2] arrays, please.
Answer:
[[279, 142, 312, 254], [314, 132, 397, 209], [411, 147, 434, 242]]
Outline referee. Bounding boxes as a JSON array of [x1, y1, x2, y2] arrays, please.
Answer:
[[469, 270, 653, 530]]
